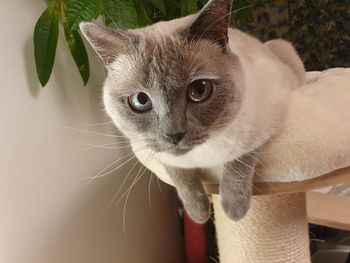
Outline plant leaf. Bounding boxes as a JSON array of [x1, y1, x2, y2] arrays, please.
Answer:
[[132, 0, 153, 27], [64, 24, 89, 85], [163, 0, 180, 19], [180, 0, 198, 16], [34, 2, 60, 87], [66, 0, 102, 32], [150, 0, 166, 15], [103, 0, 138, 29]]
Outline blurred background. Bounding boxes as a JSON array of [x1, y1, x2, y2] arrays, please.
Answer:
[[0, 0, 185, 262]]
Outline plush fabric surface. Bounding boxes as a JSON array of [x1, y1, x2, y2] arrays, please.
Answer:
[[145, 68, 350, 186], [260, 68, 350, 182]]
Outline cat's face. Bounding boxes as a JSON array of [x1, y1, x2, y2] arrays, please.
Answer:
[[81, 0, 243, 157], [103, 36, 242, 155]]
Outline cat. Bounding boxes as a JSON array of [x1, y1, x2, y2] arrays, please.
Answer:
[[80, 0, 305, 223]]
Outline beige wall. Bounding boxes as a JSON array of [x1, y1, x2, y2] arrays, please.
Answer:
[[0, 0, 184, 262]]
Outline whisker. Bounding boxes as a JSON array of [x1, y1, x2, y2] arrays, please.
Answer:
[[120, 151, 153, 236], [115, 165, 146, 208], [81, 121, 114, 126], [62, 125, 127, 138], [76, 143, 132, 151], [225, 161, 263, 194], [87, 152, 134, 181], [122, 165, 148, 236], [118, 165, 143, 236], [148, 172, 154, 208], [198, 2, 257, 41], [90, 144, 149, 181], [91, 155, 137, 181], [156, 177, 163, 192], [101, 159, 140, 215]]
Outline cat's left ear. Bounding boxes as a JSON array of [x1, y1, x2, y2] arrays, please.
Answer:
[[79, 22, 136, 65], [187, 0, 232, 48]]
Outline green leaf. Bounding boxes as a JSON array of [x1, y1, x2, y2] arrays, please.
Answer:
[[150, 0, 166, 15], [133, 0, 153, 26], [103, 0, 138, 29], [66, 0, 102, 32], [64, 25, 90, 85], [34, 2, 60, 87], [180, 0, 198, 16], [163, 0, 180, 19]]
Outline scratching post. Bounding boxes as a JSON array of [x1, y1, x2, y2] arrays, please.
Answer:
[[204, 166, 350, 263], [212, 193, 310, 263]]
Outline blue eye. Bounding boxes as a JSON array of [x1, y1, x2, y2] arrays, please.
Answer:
[[128, 92, 152, 113], [187, 79, 213, 103]]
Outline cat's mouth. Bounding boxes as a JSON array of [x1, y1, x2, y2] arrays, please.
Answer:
[[146, 136, 207, 155], [166, 146, 192, 155], [148, 142, 193, 155]]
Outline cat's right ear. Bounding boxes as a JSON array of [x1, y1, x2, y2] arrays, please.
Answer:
[[186, 0, 231, 49], [79, 22, 134, 65]]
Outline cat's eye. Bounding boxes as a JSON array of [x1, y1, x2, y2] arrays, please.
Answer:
[[128, 92, 152, 113], [187, 79, 213, 103]]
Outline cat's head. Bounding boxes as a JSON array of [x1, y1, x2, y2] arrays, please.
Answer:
[[80, 0, 243, 157]]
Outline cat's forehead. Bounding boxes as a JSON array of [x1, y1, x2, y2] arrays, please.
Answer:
[[108, 36, 224, 94]]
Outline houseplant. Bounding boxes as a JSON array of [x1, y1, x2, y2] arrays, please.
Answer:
[[33, 0, 260, 86], [33, 0, 349, 87]]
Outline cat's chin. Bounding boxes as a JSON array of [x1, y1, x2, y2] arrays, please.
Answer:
[[151, 145, 192, 156], [166, 147, 192, 156]]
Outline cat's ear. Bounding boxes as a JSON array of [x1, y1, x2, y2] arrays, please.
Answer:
[[187, 0, 231, 48], [79, 22, 135, 65]]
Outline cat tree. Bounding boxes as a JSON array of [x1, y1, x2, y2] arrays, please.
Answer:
[[203, 68, 350, 262]]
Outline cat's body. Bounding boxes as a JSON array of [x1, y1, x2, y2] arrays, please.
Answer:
[[81, 0, 305, 223]]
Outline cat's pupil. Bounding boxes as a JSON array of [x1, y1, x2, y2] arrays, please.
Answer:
[[128, 92, 152, 113], [138, 93, 148, 105], [187, 79, 213, 103], [192, 84, 205, 96]]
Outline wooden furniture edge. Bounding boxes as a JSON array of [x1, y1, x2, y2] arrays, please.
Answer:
[[306, 192, 350, 231], [204, 166, 350, 195]]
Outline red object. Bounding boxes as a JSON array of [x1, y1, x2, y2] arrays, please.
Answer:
[[183, 211, 207, 263]]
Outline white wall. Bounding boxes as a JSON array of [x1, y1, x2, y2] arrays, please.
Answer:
[[0, 0, 184, 262]]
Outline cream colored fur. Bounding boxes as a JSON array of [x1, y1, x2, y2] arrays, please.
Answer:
[[260, 68, 350, 182], [138, 67, 350, 186], [129, 15, 305, 185]]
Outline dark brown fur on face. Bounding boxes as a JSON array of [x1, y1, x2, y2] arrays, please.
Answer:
[[106, 36, 243, 155]]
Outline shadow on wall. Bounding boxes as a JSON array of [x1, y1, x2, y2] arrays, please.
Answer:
[[23, 28, 104, 103], [23, 37, 40, 98], [31, 161, 185, 263]]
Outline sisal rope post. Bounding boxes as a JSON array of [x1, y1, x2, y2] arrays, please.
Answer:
[[212, 193, 311, 263]]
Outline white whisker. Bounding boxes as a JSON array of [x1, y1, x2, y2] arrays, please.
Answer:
[[86, 144, 149, 182], [148, 172, 154, 208], [81, 121, 114, 126], [122, 166, 148, 236], [101, 159, 140, 215], [76, 143, 131, 151], [120, 150, 153, 236], [91, 155, 137, 181], [62, 125, 127, 138], [156, 177, 163, 192]]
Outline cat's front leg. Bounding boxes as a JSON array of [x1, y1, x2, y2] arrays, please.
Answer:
[[220, 153, 258, 221], [166, 166, 210, 224]]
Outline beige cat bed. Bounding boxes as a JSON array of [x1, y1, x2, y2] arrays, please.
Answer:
[[203, 68, 350, 263]]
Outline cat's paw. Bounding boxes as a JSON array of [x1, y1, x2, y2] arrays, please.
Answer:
[[220, 195, 250, 221], [185, 195, 210, 224]]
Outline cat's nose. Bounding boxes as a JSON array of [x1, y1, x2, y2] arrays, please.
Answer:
[[163, 132, 186, 145]]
